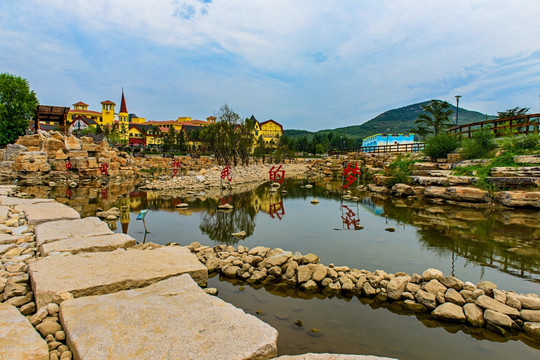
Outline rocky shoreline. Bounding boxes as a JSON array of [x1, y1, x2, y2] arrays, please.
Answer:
[[188, 242, 540, 341]]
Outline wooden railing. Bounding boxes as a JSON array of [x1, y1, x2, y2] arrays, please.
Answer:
[[447, 113, 540, 138], [330, 142, 425, 155]]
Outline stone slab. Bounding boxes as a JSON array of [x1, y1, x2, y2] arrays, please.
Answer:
[[0, 243, 17, 256], [276, 355, 396, 360], [0, 197, 55, 206], [60, 274, 278, 360], [0, 206, 8, 221], [34, 217, 112, 247], [0, 185, 17, 195], [40, 233, 137, 256], [0, 303, 49, 360], [29, 246, 208, 309], [17, 202, 80, 225]]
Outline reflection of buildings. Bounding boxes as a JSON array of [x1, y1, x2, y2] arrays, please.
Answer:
[[251, 190, 286, 220], [119, 197, 130, 234]]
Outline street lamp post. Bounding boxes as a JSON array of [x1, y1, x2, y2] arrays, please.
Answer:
[[455, 95, 462, 126]]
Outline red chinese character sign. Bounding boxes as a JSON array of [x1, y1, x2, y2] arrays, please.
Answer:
[[341, 205, 360, 230], [65, 160, 72, 173], [269, 165, 285, 184], [171, 159, 181, 178], [342, 162, 361, 188], [100, 163, 109, 176], [220, 163, 232, 182]]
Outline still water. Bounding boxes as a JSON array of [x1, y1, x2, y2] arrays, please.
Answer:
[[20, 179, 540, 359]]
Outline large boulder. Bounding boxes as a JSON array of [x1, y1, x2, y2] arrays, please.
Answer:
[[386, 275, 411, 300], [432, 302, 466, 322]]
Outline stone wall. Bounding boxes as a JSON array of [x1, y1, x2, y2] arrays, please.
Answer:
[[188, 242, 540, 341]]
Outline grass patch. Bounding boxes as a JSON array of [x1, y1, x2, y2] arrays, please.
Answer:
[[387, 156, 418, 186]]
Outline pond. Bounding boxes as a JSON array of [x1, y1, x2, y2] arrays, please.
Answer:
[[19, 179, 540, 359]]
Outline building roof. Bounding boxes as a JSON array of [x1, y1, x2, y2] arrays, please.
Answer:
[[68, 109, 102, 116], [101, 100, 116, 105], [70, 115, 97, 126], [260, 119, 283, 131], [119, 90, 128, 114], [73, 101, 88, 106]]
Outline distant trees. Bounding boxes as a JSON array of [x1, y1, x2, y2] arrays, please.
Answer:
[[0, 73, 39, 146], [412, 100, 453, 137], [200, 104, 254, 166]]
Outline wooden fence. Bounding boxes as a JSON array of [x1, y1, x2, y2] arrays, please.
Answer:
[[447, 113, 540, 138]]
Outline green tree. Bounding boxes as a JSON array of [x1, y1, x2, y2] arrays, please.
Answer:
[[0, 73, 39, 146], [497, 106, 529, 118], [412, 100, 453, 135]]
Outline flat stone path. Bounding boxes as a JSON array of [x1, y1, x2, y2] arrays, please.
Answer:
[[39, 233, 136, 256], [34, 217, 112, 247], [0, 303, 48, 360], [276, 354, 396, 360], [60, 274, 279, 360], [29, 246, 208, 309], [16, 202, 80, 225]]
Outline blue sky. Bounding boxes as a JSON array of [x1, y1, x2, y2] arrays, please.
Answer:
[[2, 0, 540, 131]]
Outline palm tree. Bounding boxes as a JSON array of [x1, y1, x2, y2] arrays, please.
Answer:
[[413, 100, 453, 136]]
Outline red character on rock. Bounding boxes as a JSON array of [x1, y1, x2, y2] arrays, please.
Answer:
[[100, 163, 109, 176], [269, 165, 285, 184], [342, 162, 361, 188]]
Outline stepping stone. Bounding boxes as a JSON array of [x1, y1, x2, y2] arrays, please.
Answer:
[[39, 233, 137, 256], [34, 217, 113, 247], [275, 354, 396, 359], [16, 202, 80, 225], [0, 205, 8, 221], [29, 246, 207, 309], [0, 197, 55, 206], [0, 185, 17, 196], [0, 303, 49, 360], [60, 275, 278, 360], [0, 233, 30, 245]]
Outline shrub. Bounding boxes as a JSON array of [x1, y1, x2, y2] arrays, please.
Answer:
[[500, 134, 539, 153], [387, 156, 417, 186], [460, 130, 496, 159], [423, 133, 460, 159]]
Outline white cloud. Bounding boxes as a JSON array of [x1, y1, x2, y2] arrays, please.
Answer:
[[2, 0, 540, 130]]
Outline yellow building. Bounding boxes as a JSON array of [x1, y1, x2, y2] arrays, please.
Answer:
[[259, 120, 283, 145], [68, 101, 103, 124]]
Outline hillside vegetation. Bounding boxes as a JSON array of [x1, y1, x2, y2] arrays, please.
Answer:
[[285, 100, 495, 141]]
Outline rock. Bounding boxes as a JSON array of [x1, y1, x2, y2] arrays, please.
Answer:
[[493, 289, 506, 304], [35, 321, 62, 337], [297, 265, 315, 283], [496, 191, 540, 208], [30, 308, 49, 326], [60, 275, 278, 360], [302, 280, 319, 291], [223, 266, 240, 278], [523, 322, 540, 339], [28, 247, 208, 309], [362, 282, 377, 296], [415, 289, 437, 309], [484, 309, 516, 328], [475, 295, 520, 317], [54, 330, 66, 342], [520, 309, 540, 322], [515, 295, 540, 310], [310, 199, 319, 204], [260, 251, 292, 267], [422, 268, 443, 281], [47, 303, 60, 316], [476, 280, 497, 296], [386, 275, 410, 300], [59, 351, 72, 360], [231, 231, 246, 239], [0, 303, 49, 359], [506, 293, 522, 309], [463, 303, 485, 327], [176, 203, 189, 208], [301, 253, 320, 264], [445, 288, 466, 306], [19, 302, 36, 315], [422, 279, 447, 295], [312, 266, 328, 283], [440, 276, 463, 291], [432, 303, 466, 322]]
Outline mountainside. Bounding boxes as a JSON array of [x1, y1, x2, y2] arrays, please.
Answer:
[[285, 100, 495, 140]]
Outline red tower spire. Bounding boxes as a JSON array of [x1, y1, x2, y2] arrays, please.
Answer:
[[119, 89, 128, 114]]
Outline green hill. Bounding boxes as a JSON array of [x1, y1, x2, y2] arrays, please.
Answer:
[[284, 100, 495, 141]]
